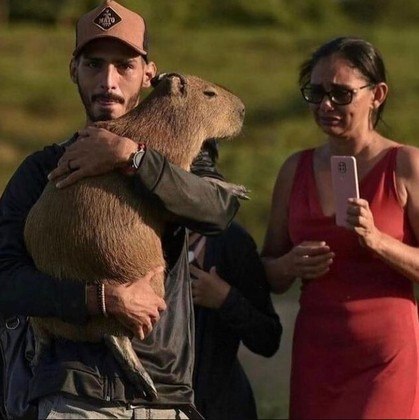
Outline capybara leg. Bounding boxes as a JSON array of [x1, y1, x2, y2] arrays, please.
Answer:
[[104, 334, 158, 401], [204, 177, 250, 200], [30, 321, 51, 368]]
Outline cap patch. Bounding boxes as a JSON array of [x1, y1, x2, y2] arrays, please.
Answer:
[[93, 7, 122, 31]]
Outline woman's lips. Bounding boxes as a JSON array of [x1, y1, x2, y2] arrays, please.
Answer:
[[318, 115, 341, 126]]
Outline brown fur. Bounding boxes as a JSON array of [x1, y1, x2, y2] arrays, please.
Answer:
[[23, 73, 244, 397]]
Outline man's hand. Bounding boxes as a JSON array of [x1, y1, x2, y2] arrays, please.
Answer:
[[48, 127, 138, 188], [105, 267, 167, 340], [190, 265, 231, 309]]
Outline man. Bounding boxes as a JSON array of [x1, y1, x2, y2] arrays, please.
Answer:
[[0, 1, 239, 418]]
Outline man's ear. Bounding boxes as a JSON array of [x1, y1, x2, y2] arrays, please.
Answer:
[[69, 58, 78, 84], [142, 61, 157, 88]]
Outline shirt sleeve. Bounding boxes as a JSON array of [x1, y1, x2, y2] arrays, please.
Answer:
[[216, 227, 282, 357], [132, 149, 240, 235], [0, 149, 88, 324]]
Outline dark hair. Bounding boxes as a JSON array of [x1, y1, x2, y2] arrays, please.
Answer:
[[299, 37, 387, 127], [190, 140, 225, 181]]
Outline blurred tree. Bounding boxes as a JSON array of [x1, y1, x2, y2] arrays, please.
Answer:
[[57, 0, 98, 26], [9, 0, 66, 24], [0, 0, 9, 23], [341, 0, 419, 26], [292, 0, 346, 25], [4, 0, 419, 29]]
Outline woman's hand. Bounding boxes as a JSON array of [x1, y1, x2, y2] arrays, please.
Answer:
[[284, 240, 335, 279], [346, 198, 383, 250]]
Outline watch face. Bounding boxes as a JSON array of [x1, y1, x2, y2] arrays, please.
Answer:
[[132, 149, 145, 169]]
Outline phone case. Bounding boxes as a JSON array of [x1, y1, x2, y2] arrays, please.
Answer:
[[330, 156, 360, 227]]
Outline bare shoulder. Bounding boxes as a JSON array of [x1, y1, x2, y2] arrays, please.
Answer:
[[396, 145, 419, 180], [394, 145, 419, 207]]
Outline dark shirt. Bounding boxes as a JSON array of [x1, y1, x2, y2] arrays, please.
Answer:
[[0, 139, 239, 406], [192, 222, 282, 420]]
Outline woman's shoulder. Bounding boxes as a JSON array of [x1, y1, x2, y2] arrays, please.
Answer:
[[395, 143, 419, 174], [275, 148, 314, 190]]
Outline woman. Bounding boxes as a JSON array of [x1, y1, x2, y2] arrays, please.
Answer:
[[262, 36, 419, 419], [189, 142, 282, 420]]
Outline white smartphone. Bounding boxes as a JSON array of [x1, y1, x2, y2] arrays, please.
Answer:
[[330, 156, 360, 227]]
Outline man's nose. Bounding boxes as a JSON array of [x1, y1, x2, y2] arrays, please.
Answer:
[[100, 64, 118, 91]]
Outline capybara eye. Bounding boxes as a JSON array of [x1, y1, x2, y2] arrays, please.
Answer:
[[203, 90, 217, 98]]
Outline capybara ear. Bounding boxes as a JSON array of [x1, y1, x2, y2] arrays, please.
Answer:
[[150, 73, 165, 88], [168, 74, 187, 97]]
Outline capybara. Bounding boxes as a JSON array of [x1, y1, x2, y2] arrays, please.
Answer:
[[23, 73, 245, 400]]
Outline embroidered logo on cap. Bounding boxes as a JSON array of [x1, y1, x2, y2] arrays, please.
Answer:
[[93, 7, 122, 31]]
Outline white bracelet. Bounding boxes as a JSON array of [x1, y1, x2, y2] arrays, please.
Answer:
[[97, 283, 107, 317]]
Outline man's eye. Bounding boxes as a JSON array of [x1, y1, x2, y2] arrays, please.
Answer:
[[118, 63, 134, 70], [87, 61, 100, 69]]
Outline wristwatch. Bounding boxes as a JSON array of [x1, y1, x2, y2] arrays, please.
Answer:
[[131, 143, 146, 169], [122, 143, 146, 175]]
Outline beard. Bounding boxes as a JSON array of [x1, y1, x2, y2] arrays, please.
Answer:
[[77, 83, 141, 122]]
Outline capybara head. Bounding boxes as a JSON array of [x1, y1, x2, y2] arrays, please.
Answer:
[[96, 73, 245, 169]]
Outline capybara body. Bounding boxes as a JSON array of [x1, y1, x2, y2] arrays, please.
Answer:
[[24, 73, 244, 344]]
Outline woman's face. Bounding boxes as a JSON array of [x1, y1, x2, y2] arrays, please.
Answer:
[[308, 53, 376, 139]]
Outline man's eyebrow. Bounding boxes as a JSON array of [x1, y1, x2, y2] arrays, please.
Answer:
[[118, 58, 138, 64], [82, 55, 103, 62]]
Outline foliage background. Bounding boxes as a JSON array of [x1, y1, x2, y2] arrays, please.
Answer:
[[1, 0, 419, 418]]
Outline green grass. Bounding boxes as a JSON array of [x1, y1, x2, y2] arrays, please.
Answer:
[[1, 21, 419, 419], [2, 22, 419, 247]]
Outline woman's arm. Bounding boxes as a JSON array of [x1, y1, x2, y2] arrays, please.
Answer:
[[347, 145, 419, 284], [261, 153, 301, 293], [261, 152, 334, 293]]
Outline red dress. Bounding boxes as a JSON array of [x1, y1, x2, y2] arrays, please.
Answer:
[[288, 147, 419, 419]]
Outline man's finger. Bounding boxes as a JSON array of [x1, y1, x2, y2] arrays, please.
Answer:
[[55, 170, 85, 188], [48, 164, 70, 181]]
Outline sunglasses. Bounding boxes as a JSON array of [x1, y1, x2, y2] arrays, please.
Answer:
[[300, 83, 373, 105]]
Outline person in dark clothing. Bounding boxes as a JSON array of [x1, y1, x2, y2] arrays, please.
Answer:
[[189, 142, 282, 420], [0, 1, 239, 418]]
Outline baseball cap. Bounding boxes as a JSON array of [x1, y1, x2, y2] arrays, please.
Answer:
[[73, 0, 148, 58]]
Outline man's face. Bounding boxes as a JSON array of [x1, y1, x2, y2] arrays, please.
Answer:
[[71, 38, 156, 122]]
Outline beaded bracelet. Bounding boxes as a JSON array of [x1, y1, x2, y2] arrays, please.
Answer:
[[97, 283, 108, 317]]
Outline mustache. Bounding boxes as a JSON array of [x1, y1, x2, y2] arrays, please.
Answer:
[[92, 93, 124, 104]]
